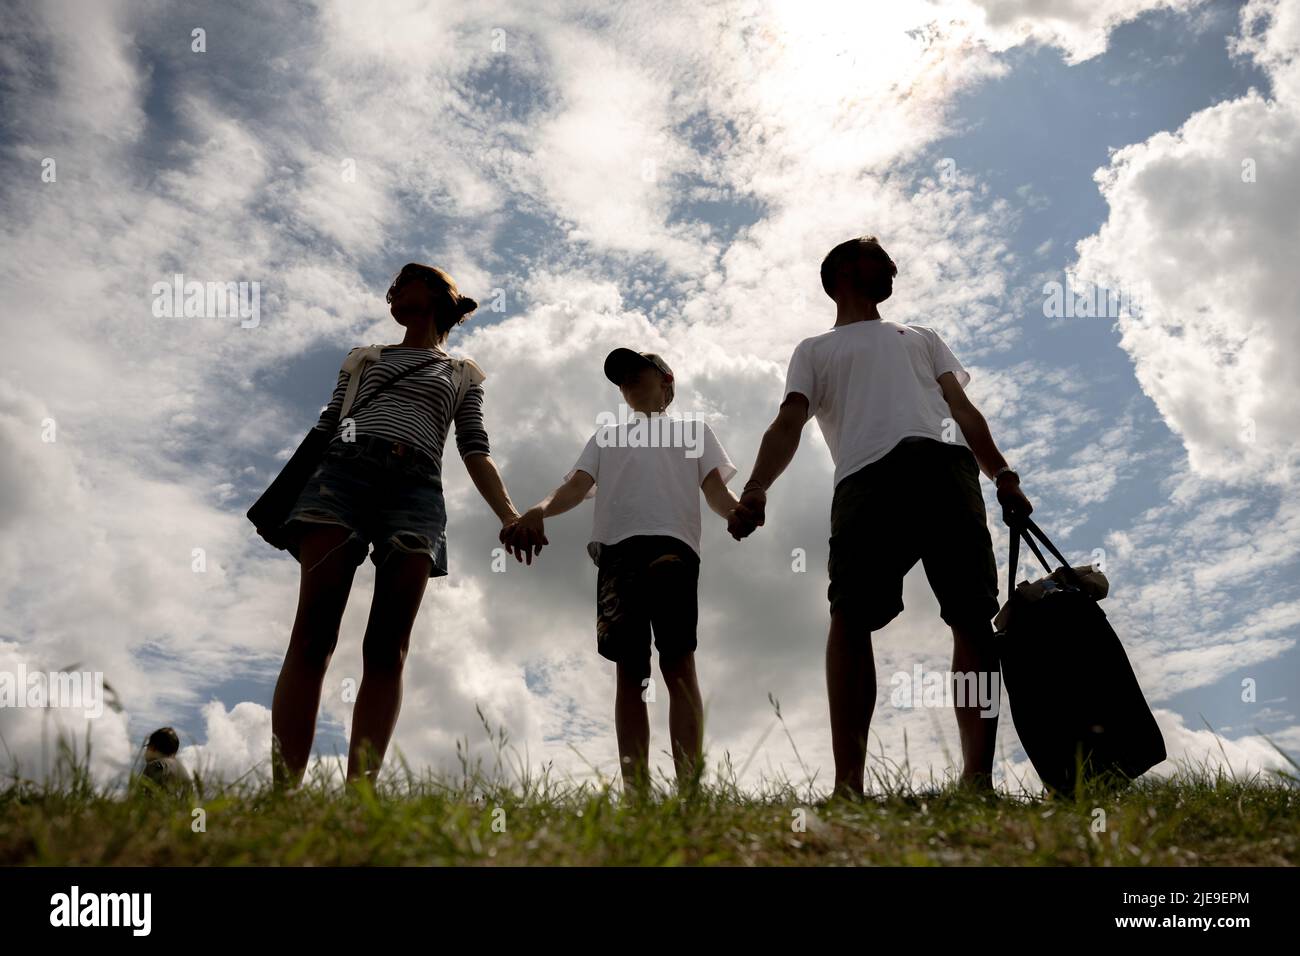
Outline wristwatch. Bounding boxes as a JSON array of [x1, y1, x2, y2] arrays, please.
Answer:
[[993, 465, 1019, 484]]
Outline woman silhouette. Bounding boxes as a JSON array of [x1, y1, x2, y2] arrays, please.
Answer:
[[268, 263, 531, 788]]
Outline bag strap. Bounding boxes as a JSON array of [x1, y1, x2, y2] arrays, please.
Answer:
[[1023, 517, 1085, 587], [1007, 516, 1086, 597], [337, 346, 377, 421], [450, 356, 486, 416], [451, 358, 469, 415], [333, 349, 445, 427]]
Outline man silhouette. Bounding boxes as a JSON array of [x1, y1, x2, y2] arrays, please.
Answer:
[[730, 235, 1033, 798]]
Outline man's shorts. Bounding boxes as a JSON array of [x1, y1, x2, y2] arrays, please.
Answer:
[[595, 535, 700, 679], [279, 435, 450, 578], [828, 436, 1000, 631]]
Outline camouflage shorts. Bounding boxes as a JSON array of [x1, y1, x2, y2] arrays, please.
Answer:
[[595, 535, 700, 678]]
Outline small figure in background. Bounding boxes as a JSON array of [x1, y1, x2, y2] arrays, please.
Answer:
[[137, 727, 193, 799]]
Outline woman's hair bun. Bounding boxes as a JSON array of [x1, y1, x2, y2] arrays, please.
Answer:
[[458, 295, 478, 315]]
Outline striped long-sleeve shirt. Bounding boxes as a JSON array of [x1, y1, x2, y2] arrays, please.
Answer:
[[313, 346, 491, 465]]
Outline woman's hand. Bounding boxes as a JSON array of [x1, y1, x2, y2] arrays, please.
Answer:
[[500, 507, 547, 565]]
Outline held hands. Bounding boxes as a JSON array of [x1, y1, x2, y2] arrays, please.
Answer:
[[727, 486, 767, 541], [500, 506, 548, 565]]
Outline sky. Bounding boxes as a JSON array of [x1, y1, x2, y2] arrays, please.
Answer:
[[0, 0, 1297, 795]]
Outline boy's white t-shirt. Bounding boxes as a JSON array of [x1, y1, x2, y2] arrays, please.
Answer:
[[782, 319, 972, 488], [566, 414, 737, 561]]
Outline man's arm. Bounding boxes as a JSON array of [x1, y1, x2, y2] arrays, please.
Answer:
[[937, 372, 1033, 522], [936, 372, 1008, 479], [732, 394, 810, 537]]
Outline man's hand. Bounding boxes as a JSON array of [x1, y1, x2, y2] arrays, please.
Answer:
[[996, 475, 1033, 526], [500, 507, 548, 564], [730, 397, 806, 541], [729, 487, 767, 540]]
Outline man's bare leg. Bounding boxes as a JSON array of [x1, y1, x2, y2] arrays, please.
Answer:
[[951, 618, 1000, 791], [826, 609, 875, 798]]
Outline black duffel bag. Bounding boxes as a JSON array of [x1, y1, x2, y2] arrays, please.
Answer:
[[993, 516, 1166, 796]]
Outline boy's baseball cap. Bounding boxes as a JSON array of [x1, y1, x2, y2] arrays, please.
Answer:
[[604, 348, 675, 402]]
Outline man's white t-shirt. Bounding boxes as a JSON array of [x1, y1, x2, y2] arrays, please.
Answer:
[[567, 414, 737, 561], [783, 319, 972, 487]]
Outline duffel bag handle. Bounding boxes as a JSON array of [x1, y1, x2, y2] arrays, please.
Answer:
[[1007, 516, 1087, 599]]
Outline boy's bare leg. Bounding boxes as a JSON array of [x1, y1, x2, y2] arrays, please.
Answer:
[[951, 619, 999, 790], [659, 652, 703, 788], [615, 662, 651, 796], [826, 609, 875, 798]]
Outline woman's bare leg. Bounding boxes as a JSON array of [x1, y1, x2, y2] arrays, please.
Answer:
[[272, 525, 360, 790], [347, 544, 432, 780]]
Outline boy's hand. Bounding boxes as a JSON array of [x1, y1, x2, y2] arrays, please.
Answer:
[[500, 507, 548, 564], [516, 506, 546, 542], [730, 487, 766, 540], [726, 508, 753, 540], [499, 521, 537, 564]]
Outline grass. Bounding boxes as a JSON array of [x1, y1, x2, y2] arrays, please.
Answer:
[[2, 717, 1297, 866]]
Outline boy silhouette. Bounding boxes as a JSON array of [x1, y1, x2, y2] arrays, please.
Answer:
[[137, 726, 194, 799], [731, 236, 1033, 797], [505, 349, 738, 795]]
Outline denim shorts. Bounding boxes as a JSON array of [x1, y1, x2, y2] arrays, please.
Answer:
[[280, 435, 449, 577], [828, 436, 1000, 630]]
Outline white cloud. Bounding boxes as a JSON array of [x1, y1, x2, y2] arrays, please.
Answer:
[[1074, 0, 1300, 485], [952, 0, 1209, 63], [183, 700, 274, 784]]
